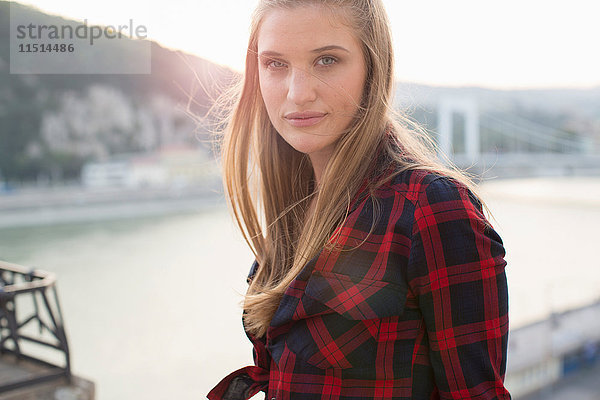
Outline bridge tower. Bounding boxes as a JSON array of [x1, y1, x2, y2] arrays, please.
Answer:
[[437, 96, 480, 164]]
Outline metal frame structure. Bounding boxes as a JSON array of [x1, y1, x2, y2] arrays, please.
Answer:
[[0, 260, 71, 393]]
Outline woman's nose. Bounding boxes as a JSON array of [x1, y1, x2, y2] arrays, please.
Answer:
[[286, 67, 317, 105]]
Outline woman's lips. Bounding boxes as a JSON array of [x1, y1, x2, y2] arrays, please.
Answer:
[[284, 112, 326, 127]]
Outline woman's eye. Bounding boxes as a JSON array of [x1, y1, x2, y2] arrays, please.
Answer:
[[267, 60, 286, 69], [317, 56, 337, 66]]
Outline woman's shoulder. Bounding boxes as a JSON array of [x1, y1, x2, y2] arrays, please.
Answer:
[[381, 168, 475, 204]]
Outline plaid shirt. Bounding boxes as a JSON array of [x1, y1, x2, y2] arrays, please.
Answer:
[[208, 168, 510, 400]]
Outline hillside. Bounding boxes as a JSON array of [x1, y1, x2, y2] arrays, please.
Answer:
[[1, 0, 598, 184], [0, 1, 235, 182]]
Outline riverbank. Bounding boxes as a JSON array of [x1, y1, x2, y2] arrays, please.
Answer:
[[506, 300, 600, 398], [0, 183, 224, 229], [520, 361, 600, 400], [2, 175, 599, 230], [479, 175, 600, 209]]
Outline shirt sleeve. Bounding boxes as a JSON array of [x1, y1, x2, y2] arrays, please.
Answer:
[[406, 176, 511, 399]]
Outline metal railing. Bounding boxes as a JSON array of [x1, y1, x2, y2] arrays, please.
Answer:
[[0, 260, 71, 393]]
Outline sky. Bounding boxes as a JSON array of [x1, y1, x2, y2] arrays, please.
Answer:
[[14, 0, 600, 89]]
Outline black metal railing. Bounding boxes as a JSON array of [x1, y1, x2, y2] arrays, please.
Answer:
[[0, 260, 71, 393]]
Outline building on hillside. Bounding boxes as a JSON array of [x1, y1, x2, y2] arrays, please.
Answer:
[[81, 146, 219, 189]]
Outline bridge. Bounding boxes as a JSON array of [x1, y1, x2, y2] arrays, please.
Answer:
[[436, 96, 600, 178]]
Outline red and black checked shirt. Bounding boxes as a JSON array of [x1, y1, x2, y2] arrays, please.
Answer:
[[208, 168, 510, 400]]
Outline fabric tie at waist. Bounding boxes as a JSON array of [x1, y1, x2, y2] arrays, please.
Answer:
[[207, 365, 269, 400]]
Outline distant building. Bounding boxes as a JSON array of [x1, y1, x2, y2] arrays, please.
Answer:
[[81, 146, 219, 189], [129, 154, 168, 188], [81, 161, 131, 188]]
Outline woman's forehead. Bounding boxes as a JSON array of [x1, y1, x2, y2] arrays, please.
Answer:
[[256, 5, 359, 54]]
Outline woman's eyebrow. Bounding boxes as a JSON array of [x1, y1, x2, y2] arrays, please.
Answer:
[[258, 45, 350, 58], [258, 50, 283, 58], [310, 45, 349, 53]]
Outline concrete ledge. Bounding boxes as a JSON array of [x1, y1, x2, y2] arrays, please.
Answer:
[[0, 356, 94, 400], [0, 376, 94, 400]]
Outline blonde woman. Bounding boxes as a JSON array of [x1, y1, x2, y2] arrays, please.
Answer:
[[208, 0, 510, 399]]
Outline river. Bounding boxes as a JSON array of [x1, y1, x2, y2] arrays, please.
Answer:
[[0, 176, 598, 399]]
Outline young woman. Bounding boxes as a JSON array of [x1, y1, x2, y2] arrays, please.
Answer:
[[208, 1, 510, 399]]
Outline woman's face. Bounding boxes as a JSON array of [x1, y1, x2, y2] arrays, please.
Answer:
[[256, 5, 367, 175]]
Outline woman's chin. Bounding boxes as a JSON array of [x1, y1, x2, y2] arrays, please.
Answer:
[[277, 131, 339, 157]]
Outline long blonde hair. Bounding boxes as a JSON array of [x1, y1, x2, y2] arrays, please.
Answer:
[[217, 0, 488, 338]]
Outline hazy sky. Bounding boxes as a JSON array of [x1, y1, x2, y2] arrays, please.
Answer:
[[15, 0, 600, 89]]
